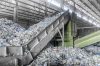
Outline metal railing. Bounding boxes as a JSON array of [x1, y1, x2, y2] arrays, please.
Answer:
[[0, 0, 59, 23]]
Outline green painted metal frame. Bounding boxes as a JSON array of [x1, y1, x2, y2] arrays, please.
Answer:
[[64, 20, 100, 48], [75, 30, 100, 48], [64, 21, 73, 47]]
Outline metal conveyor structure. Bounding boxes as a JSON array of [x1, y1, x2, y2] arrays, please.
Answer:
[[0, 11, 70, 66], [75, 30, 100, 48], [26, 11, 69, 56]]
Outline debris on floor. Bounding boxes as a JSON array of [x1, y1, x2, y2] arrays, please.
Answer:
[[30, 47, 100, 66]]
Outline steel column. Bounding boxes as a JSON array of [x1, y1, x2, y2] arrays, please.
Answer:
[[13, 0, 18, 22], [64, 21, 73, 47]]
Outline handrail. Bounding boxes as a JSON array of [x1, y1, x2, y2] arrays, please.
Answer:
[[28, 0, 58, 12], [0, 0, 59, 22], [0, 0, 55, 14]]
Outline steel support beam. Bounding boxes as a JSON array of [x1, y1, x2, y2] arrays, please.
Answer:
[[77, 26, 99, 29], [13, 0, 18, 22], [57, 23, 64, 47], [64, 21, 73, 47], [75, 30, 100, 48]]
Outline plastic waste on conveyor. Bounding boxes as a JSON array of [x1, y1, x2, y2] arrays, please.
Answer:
[[0, 11, 69, 66]]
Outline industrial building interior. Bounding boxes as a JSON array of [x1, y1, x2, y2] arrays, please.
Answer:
[[1, 0, 100, 66]]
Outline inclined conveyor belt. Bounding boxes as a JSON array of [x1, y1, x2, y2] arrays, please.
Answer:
[[26, 11, 69, 56], [0, 11, 69, 66]]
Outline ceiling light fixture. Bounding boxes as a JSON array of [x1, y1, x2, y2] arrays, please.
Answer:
[[69, 9, 73, 13], [11, 0, 16, 3], [77, 14, 81, 18], [88, 19, 92, 23], [64, 6, 68, 10], [48, 0, 61, 7], [83, 16, 88, 21], [96, 24, 100, 27]]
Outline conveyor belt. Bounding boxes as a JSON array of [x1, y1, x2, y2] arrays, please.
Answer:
[[75, 30, 100, 48], [26, 11, 69, 56], [0, 11, 69, 66]]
